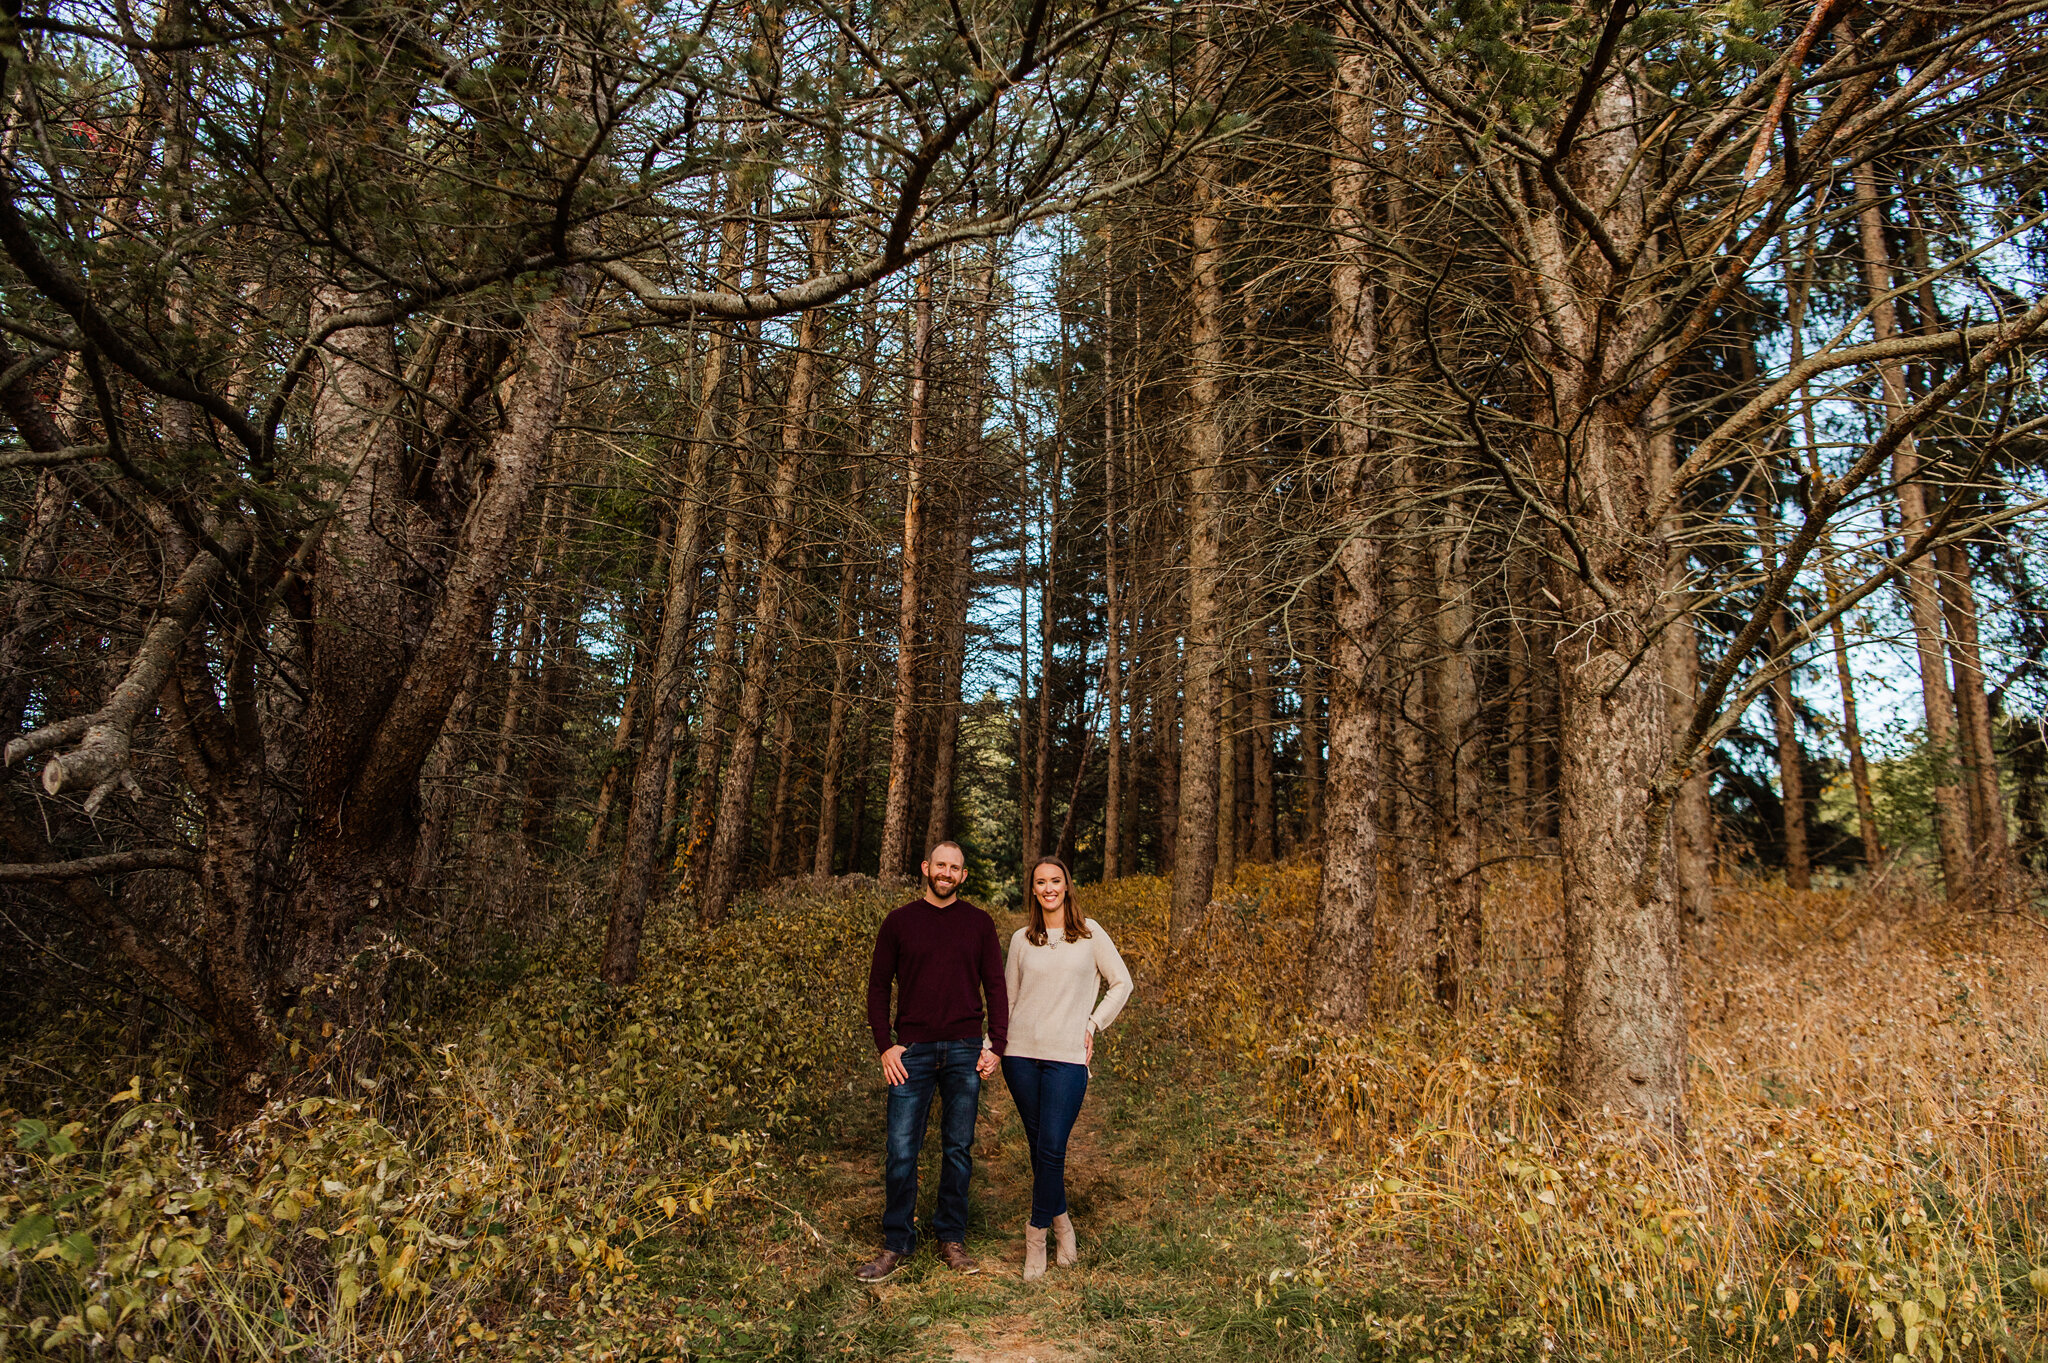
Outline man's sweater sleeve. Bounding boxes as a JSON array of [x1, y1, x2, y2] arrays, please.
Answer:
[[867, 915, 898, 1053], [980, 915, 1010, 1055]]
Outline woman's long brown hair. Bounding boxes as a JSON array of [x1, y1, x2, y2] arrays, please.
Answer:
[[1024, 855, 1092, 946]]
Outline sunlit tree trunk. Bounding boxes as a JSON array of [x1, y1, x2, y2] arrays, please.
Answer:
[[1939, 539, 2011, 897], [1848, 152, 1971, 900]]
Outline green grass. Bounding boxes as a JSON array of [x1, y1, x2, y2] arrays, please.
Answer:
[[618, 1003, 1370, 1361]]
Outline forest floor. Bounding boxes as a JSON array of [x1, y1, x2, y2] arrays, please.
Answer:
[[638, 908, 1366, 1362], [12, 865, 2048, 1362]]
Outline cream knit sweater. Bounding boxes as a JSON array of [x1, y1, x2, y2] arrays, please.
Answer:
[[1002, 919, 1134, 1065]]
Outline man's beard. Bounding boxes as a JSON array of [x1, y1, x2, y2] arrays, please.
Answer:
[[924, 871, 961, 897]]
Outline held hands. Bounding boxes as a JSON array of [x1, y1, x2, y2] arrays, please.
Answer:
[[880, 1043, 1001, 1083]]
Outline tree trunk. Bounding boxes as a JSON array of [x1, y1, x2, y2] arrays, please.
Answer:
[[1214, 664, 1239, 887], [1157, 683, 1181, 870], [600, 221, 741, 984], [1028, 443, 1062, 866], [696, 222, 831, 922], [1431, 497, 1482, 1007], [1102, 266, 1126, 881], [1299, 639, 1323, 853], [1530, 77, 1686, 1134], [518, 578, 586, 856], [1250, 642, 1275, 864], [766, 688, 800, 878], [1382, 453, 1435, 993], [812, 494, 867, 876], [1766, 604, 1812, 889], [924, 258, 993, 855], [411, 640, 487, 896], [1169, 20, 1228, 940], [1506, 559, 1533, 840], [1647, 369, 1714, 935], [1939, 540, 2011, 896], [475, 488, 558, 848], [1308, 21, 1384, 1026], [923, 512, 969, 852], [680, 459, 751, 873], [298, 266, 593, 994], [1664, 607, 1716, 931], [1848, 153, 1972, 900], [879, 265, 935, 879], [585, 664, 641, 856], [1789, 228, 1879, 877]]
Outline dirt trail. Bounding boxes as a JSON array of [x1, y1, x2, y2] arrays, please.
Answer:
[[784, 1000, 1333, 1360], [930, 1072, 1112, 1362]]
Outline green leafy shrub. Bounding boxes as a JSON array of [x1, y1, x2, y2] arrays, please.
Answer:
[[1, 877, 903, 1361]]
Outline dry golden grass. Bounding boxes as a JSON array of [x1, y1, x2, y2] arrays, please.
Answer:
[[1085, 861, 2048, 1361]]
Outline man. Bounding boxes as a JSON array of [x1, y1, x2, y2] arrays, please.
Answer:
[[855, 840, 1007, 1280]]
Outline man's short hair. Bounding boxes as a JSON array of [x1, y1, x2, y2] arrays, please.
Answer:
[[925, 839, 965, 863]]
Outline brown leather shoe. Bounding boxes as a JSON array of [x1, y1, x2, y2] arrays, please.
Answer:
[[854, 1248, 905, 1282], [936, 1241, 981, 1274]]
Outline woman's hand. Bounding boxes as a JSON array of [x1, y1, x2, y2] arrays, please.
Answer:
[[1084, 1025, 1095, 1065]]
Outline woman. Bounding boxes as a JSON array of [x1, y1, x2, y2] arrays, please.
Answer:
[[1001, 855, 1134, 1280]]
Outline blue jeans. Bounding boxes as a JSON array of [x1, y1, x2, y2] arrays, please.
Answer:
[[1001, 1056, 1089, 1229], [883, 1039, 984, 1253]]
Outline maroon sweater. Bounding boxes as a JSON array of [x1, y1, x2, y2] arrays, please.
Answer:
[[866, 896, 1009, 1055]]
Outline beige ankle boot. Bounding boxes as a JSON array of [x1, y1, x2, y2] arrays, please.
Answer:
[[1051, 1213, 1077, 1266], [1023, 1224, 1048, 1280]]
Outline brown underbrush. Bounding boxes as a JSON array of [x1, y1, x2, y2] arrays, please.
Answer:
[[1096, 861, 2048, 1361]]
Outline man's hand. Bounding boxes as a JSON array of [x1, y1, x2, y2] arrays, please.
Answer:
[[881, 1045, 908, 1086], [976, 1048, 999, 1079]]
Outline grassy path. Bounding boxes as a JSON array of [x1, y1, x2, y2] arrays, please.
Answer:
[[645, 1006, 1367, 1361]]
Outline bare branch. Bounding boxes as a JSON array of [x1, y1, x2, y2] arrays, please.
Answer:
[[0, 848, 198, 880], [0, 441, 108, 470], [6, 525, 251, 810]]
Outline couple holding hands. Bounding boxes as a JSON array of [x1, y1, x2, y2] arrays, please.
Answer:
[[856, 841, 1133, 1282]]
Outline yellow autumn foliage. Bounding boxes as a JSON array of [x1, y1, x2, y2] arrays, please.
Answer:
[[1095, 859, 2048, 1360]]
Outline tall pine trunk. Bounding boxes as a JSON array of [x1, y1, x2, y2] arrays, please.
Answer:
[[696, 226, 830, 921], [1169, 16, 1228, 940], [600, 217, 741, 985], [1308, 21, 1384, 1024], [879, 265, 934, 878], [1848, 153, 1972, 901]]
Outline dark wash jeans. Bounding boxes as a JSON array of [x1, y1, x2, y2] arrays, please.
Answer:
[[882, 1038, 984, 1253], [1000, 1055, 1089, 1229]]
